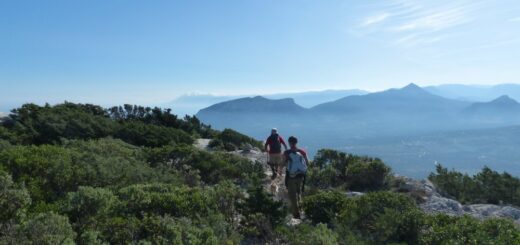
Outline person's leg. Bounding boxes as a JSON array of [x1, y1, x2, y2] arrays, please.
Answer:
[[287, 177, 302, 219], [294, 176, 304, 216], [274, 154, 284, 181], [287, 177, 298, 218], [268, 153, 277, 180], [276, 154, 285, 178]]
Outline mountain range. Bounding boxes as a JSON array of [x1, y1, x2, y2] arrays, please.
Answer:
[[425, 84, 520, 102], [195, 83, 520, 178], [197, 83, 520, 133], [166, 89, 367, 115], [170, 83, 520, 116]]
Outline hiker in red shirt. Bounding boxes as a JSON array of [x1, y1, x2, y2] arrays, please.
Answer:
[[264, 128, 288, 180]]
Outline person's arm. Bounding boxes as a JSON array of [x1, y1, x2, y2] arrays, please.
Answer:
[[300, 149, 310, 166], [279, 136, 288, 151], [264, 138, 270, 152], [303, 154, 310, 167], [283, 151, 289, 167]]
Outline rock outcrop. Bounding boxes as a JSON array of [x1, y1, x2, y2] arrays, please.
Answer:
[[397, 176, 520, 223]]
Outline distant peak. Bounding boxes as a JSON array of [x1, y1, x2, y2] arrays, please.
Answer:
[[495, 95, 512, 100], [402, 83, 422, 90], [492, 95, 518, 104]]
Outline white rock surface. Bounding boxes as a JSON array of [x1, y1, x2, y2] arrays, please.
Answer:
[[420, 195, 464, 216], [194, 139, 211, 150], [399, 177, 520, 223]]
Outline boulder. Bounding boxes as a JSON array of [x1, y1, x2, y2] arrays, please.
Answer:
[[464, 205, 520, 222], [394, 175, 520, 223], [420, 195, 464, 216]]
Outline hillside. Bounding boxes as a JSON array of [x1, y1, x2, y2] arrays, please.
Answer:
[[2, 102, 520, 244]]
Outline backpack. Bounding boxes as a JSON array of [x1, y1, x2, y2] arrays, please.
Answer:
[[269, 134, 282, 153], [287, 150, 307, 178]]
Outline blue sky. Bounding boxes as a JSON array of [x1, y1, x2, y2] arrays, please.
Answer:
[[1, 0, 520, 110]]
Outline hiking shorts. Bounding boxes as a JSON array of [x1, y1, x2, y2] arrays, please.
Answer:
[[268, 153, 285, 168], [269, 153, 285, 176]]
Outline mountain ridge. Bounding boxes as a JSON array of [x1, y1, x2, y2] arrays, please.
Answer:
[[463, 95, 520, 119], [310, 83, 469, 115], [425, 83, 520, 102], [198, 96, 307, 114]]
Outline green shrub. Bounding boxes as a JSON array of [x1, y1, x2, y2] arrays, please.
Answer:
[[303, 191, 349, 224], [63, 186, 118, 228], [6, 212, 76, 245], [64, 138, 182, 188], [115, 121, 194, 147], [215, 128, 263, 150], [346, 159, 391, 191], [337, 192, 423, 244], [0, 126, 15, 144], [108, 105, 217, 138], [145, 144, 264, 184], [117, 184, 217, 218], [4, 103, 206, 147], [239, 185, 287, 239], [0, 145, 76, 203], [307, 165, 342, 189], [309, 149, 391, 192], [8, 103, 115, 145], [430, 164, 520, 206], [279, 223, 339, 245], [420, 214, 520, 244], [100, 216, 141, 244], [0, 171, 31, 222], [208, 138, 225, 150], [78, 230, 107, 245], [210, 181, 244, 224], [313, 149, 350, 170], [140, 215, 220, 245]]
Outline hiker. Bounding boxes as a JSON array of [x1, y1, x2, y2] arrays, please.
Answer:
[[284, 136, 309, 219], [264, 128, 288, 180]]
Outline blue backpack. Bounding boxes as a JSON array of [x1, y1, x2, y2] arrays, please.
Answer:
[[287, 150, 307, 178]]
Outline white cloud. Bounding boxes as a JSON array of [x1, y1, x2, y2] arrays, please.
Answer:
[[392, 8, 470, 32], [510, 17, 520, 22], [395, 33, 444, 46], [361, 13, 391, 26], [350, 0, 486, 48]]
